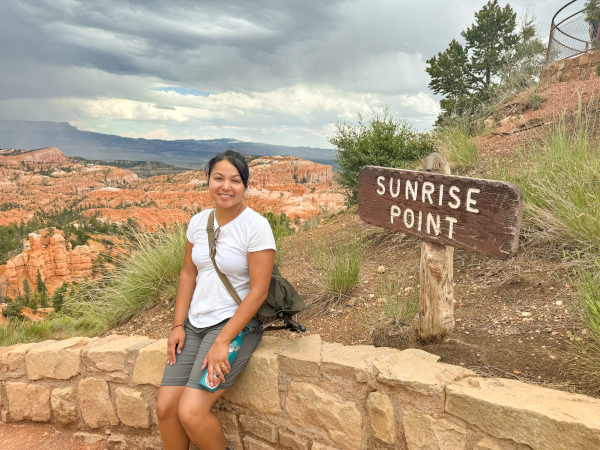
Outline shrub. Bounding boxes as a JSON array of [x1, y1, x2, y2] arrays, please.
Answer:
[[2, 301, 24, 319], [595, 66, 600, 77], [330, 108, 433, 205], [262, 211, 294, 265], [575, 263, 600, 344], [572, 262, 600, 377], [0, 314, 104, 347]]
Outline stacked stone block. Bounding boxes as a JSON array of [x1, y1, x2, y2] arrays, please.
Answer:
[[0, 333, 599, 449], [540, 50, 600, 87]]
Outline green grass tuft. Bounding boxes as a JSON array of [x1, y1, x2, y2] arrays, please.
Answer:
[[434, 126, 478, 171], [311, 236, 366, 298], [496, 109, 600, 251], [376, 274, 419, 324], [0, 314, 104, 347], [65, 224, 187, 328]]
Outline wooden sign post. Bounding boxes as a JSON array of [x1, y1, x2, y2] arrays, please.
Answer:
[[358, 153, 524, 343]]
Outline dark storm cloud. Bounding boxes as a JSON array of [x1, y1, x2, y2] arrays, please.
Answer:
[[0, 0, 569, 144]]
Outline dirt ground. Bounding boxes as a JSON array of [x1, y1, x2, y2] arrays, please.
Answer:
[[106, 209, 600, 399], [0, 422, 105, 450]]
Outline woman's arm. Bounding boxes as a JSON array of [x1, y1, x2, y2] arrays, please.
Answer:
[[167, 240, 197, 365], [202, 248, 275, 383]]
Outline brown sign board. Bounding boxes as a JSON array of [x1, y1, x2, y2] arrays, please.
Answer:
[[358, 166, 524, 259]]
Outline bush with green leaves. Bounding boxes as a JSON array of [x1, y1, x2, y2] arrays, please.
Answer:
[[262, 211, 295, 264], [572, 259, 600, 377], [330, 109, 432, 205], [584, 0, 600, 24], [0, 314, 104, 347], [2, 300, 25, 319]]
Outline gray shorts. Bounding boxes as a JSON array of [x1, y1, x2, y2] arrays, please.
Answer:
[[161, 317, 263, 391]]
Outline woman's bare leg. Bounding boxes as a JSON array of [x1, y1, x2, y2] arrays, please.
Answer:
[[178, 387, 226, 450], [156, 386, 190, 450]]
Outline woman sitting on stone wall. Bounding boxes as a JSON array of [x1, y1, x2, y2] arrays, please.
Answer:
[[155, 150, 276, 450]]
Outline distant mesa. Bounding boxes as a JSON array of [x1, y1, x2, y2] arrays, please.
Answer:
[[0, 120, 336, 168], [0, 147, 70, 164]]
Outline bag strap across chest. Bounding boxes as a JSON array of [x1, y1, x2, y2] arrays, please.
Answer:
[[206, 209, 243, 306]]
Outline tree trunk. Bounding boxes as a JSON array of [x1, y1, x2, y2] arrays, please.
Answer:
[[418, 241, 455, 342], [418, 152, 455, 343]]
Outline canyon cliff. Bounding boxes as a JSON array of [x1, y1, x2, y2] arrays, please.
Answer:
[[0, 147, 344, 298], [0, 232, 99, 298]]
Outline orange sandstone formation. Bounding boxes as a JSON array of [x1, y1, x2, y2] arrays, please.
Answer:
[[0, 148, 343, 228], [0, 233, 99, 299], [0, 147, 70, 164]]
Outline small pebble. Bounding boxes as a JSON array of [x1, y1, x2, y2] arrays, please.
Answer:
[[555, 301, 563, 306]]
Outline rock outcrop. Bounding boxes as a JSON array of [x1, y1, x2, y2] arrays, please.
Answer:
[[0, 147, 70, 164], [0, 232, 99, 298]]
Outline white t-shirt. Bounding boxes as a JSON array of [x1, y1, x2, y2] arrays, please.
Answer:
[[186, 207, 276, 328]]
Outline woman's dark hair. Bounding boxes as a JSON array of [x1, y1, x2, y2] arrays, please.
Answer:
[[205, 150, 249, 188]]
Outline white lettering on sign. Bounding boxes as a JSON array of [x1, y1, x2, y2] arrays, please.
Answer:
[[377, 176, 385, 195], [390, 205, 401, 223], [466, 188, 480, 213], [390, 178, 401, 197], [448, 186, 460, 209], [378, 175, 487, 241], [406, 180, 418, 201], [427, 213, 440, 235], [404, 208, 414, 228], [422, 182, 434, 204], [445, 216, 457, 239]]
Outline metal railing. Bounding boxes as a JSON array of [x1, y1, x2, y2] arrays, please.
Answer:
[[546, 0, 599, 65]]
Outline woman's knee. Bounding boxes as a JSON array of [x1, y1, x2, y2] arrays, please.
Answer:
[[156, 387, 183, 422]]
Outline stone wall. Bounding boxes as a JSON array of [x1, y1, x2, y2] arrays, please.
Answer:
[[539, 51, 600, 87], [1, 334, 599, 450]]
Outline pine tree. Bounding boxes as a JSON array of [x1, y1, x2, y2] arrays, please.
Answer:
[[51, 282, 68, 313], [22, 277, 31, 301], [426, 1, 522, 122], [36, 270, 49, 307]]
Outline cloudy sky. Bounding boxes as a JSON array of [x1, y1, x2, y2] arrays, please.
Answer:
[[0, 0, 568, 148]]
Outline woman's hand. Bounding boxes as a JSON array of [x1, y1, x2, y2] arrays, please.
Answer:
[[202, 339, 231, 387], [167, 327, 186, 365]]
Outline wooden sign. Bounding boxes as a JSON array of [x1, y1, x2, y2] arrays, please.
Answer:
[[358, 165, 524, 259]]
